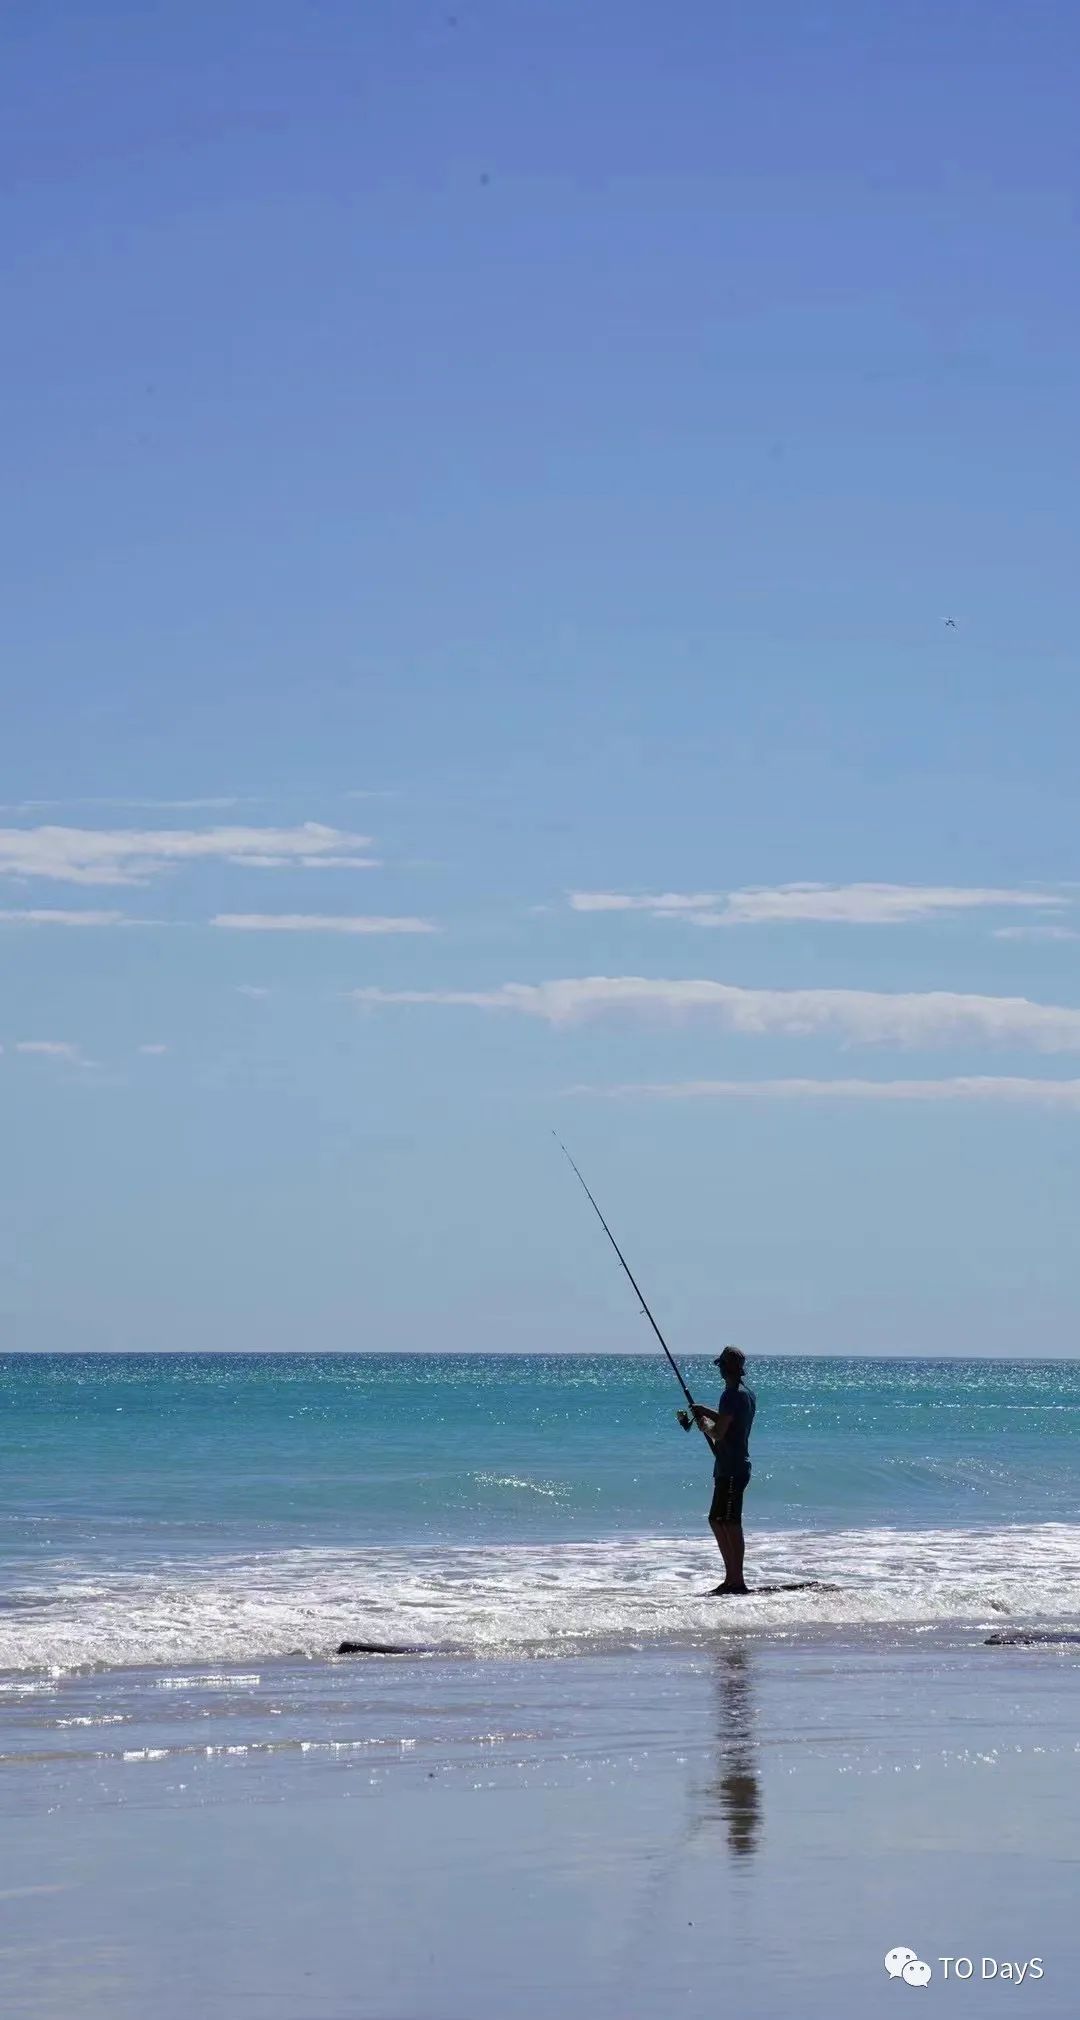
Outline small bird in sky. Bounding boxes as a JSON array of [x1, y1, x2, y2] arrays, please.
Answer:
[[943, 617, 957, 628]]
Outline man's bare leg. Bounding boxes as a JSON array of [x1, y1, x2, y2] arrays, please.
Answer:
[[709, 1517, 748, 1594]]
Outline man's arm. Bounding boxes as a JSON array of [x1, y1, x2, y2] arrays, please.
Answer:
[[693, 1405, 732, 1452]]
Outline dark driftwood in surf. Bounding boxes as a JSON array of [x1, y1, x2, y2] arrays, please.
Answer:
[[985, 1630, 1080, 1647], [702, 1580, 841, 1597], [335, 1639, 437, 1656]]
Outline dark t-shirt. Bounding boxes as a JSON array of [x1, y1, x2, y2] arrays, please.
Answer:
[[712, 1383, 756, 1479]]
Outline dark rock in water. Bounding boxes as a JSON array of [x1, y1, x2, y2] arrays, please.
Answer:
[[335, 1639, 434, 1656], [987, 1629, 1080, 1647]]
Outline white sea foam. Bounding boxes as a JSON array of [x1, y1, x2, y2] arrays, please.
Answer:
[[56, 1714, 126, 1727], [155, 1673, 262, 1690], [2, 1525, 1079, 1676]]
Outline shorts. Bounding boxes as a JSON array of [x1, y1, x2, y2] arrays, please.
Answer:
[[709, 1470, 750, 1525]]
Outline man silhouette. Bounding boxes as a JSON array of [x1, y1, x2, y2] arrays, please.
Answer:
[[693, 1346, 756, 1595]]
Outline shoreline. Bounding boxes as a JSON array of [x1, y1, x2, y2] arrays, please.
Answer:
[[5, 1630, 1079, 1803], [5, 1518, 1080, 1677]]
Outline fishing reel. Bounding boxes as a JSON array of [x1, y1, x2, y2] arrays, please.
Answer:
[[676, 1409, 694, 1433]]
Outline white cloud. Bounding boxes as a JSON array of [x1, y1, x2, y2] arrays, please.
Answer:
[[0, 909, 135, 927], [569, 883, 1065, 927], [0, 823, 375, 886], [139, 1043, 169, 1056], [351, 975, 1080, 1050], [214, 914, 436, 935], [236, 984, 272, 998], [573, 1076, 1080, 1109]]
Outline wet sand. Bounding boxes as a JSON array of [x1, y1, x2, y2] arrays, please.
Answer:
[[1, 1636, 1077, 2018]]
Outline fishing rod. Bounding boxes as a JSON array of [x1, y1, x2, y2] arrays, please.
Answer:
[[554, 1135, 704, 1437]]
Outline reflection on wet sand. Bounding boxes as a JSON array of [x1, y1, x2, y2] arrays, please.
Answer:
[[699, 1642, 761, 1858]]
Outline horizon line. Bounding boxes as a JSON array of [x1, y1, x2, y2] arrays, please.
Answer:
[[4, 1346, 1078, 1364]]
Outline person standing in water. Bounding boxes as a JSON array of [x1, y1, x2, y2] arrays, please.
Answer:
[[693, 1346, 756, 1595]]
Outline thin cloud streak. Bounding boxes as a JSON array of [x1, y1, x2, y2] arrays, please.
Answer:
[[292, 856, 379, 869], [569, 883, 1066, 927], [352, 975, 1080, 1050], [0, 909, 137, 927], [215, 914, 436, 934], [232, 854, 379, 871], [13, 1040, 93, 1066], [573, 1076, 1080, 1109], [993, 925, 1080, 943], [571, 891, 719, 914], [0, 797, 247, 813], [0, 823, 374, 886]]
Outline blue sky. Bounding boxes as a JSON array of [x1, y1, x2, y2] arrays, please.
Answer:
[[4, 0, 1080, 1354]]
